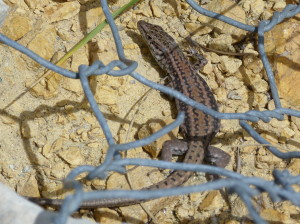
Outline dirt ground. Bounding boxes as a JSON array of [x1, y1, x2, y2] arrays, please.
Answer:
[[0, 0, 300, 223]]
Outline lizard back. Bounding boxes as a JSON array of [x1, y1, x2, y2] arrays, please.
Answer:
[[137, 20, 220, 141]]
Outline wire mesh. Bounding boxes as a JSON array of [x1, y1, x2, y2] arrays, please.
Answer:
[[0, 1, 300, 224]]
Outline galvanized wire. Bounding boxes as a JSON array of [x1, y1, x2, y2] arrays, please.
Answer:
[[1, 1, 300, 224]]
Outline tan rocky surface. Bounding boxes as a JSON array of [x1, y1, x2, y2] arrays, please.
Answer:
[[0, 0, 299, 223], [265, 14, 300, 108]]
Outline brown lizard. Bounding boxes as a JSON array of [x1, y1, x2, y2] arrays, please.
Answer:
[[27, 20, 230, 208]]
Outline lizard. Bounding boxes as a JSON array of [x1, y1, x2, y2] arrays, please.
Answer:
[[27, 20, 230, 208]]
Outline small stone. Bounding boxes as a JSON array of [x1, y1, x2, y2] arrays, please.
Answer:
[[69, 131, 80, 142], [76, 128, 85, 135], [218, 56, 242, 75], [251, 79, 269, 93], [215, 87, 227, 103], [230, 196, 250, 217], [50, 162, 68, 179], [62, 72, 85, 94], [189, 192, 204, 202], [261, 10, 273, 20], [94, 86, 118, 105], [163, 7, 175, 17], [91, 179, 106, 190], [87, 142, 102, 148], [210, 52, 221, 64], [228, 90, 242, 100], [84, 7, 105, 29], [242, 0, 264, 18], [210, 34, 234, 52], [44, 1, 80, 23], [206, 0, 247, 41], [94, 208, 122, 224], [291, 116, 300, 131], [176, 206, 194, 221], [16, 175, 40, 197], [273, 1, 286, 10], [69, 47, 89, 72], [58, 147, 84, 166], [249, 0, 265, 17], [201, 60, 213, 76], [26, 25, 56, 67], [224, 76, 243, 90], [199, 190, 224, 211], [189, 13, 197, 21], [185, 22, 212, 35], [260, 208, 290, 223], [265, 16, 300, 107], [243, 43, 259, 56], [1, 162, 15, 178], [56, 115, 65, 125], [261, 132, 278, 145], [29, 152, 50, 166], [81, 131, 88, 141], [42, 142, 52, 158], [136, 5, 153, 17], [243, 55, 262, 74], [64, 104, 74, 112], [179, 2, 189, 10], [269, 117, 289, 129], [0, 115, 15, 124], [24, 0, 47, 9], [138, 118, 179, 158], [51, 138, 64, 152], [150, 1, 161, 18], [253, 93, 268, 108], [83, 115, 97, 126], [287, 159, 300, 176], [220, 119, 241, 134], [1, 13, 32, 40], [256, 148, 284, 167], [123, 43, 136, 50], [281, 127, 295, 139]]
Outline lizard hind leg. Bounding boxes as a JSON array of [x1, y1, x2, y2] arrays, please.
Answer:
[[204, 146, 230, 168], [204, 146, 230, 180], [160, 139, 189, 162]]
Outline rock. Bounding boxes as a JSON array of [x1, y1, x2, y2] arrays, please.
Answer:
[[44, 1, 80, 23], [218, 56, 242, 75], [58, 147, 84, 166], [26, 25, 56, 68], [16, 175, 40, 197], [0, 13, 32, 40], [94, 208, 122, 224], [24, 0, 48, 9], [199, 190, 224, 211], [260, 208, 291, 223], [241, 0, 264, 18], [84, 7, 105, 29], [150, 1, 162, 18], [185, 22, 212, 35], [205, 0, 247, 41], [224, 76, 243, 90], [265, 16, 300, 108], [138, 118, 178, 158]]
